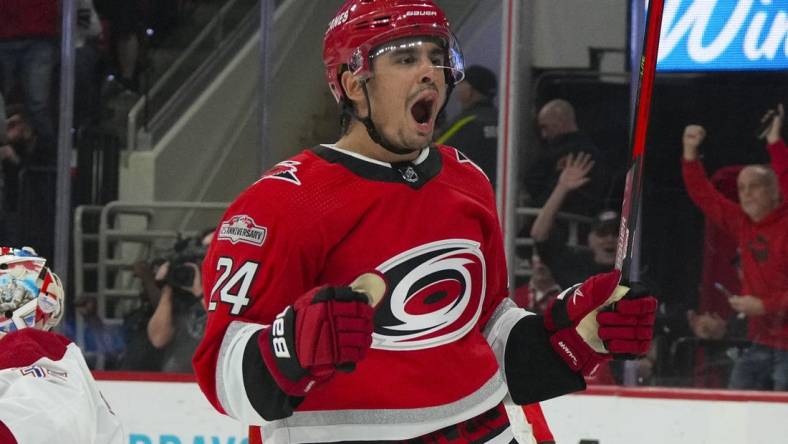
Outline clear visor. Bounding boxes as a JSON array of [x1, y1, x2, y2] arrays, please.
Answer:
[[349, 33, 465, 85]]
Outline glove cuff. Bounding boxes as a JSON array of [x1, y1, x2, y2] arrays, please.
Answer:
[[543, 294, 572, 332], [550, 327, 610, 377], [258, 306, 332, 397]]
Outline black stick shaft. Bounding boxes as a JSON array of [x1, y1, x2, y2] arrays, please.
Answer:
[[616, 0, 666, 281]]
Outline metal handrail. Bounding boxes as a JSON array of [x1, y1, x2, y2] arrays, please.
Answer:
[[512, 207, 594, 278], [96, 201, 228, 318], [73, 204, 155, 368], [71, 201, 228, 369], [71, 205, 102, 345], [515, 207, 594, 246], [127, 0, 257, 150]]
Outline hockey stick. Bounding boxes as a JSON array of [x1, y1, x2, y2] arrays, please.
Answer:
[[350, 273, 387, 307], [615, 0, 665, 282]]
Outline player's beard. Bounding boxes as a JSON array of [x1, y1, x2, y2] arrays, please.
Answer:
[[387, 125, 433, 153]]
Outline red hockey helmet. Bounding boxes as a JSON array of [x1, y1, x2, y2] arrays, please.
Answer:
[[0, 247, 64, 334], [323, 0, 465, 103]]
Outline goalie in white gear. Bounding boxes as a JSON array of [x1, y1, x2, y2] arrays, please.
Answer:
[[0, 247, 124, 444]]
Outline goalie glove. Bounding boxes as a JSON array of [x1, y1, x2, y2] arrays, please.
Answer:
[[259, 286, 375, 396], [547, 271, 658, 375]]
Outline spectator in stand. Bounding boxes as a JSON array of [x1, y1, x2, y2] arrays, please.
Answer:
[[683, 107, 787, 387], [687, 310, 727, 341], [528, 152, 659, 385], [71, 295, 124, 369], [0, 93, 6, 145], [436, 65, 498, 185], [0, 105, 36, 215], [513, 256, 562, 315], [685, 253, 750, 388], [0, 0, 58, 165], [74, 0, 103, 128], [0, 104, 55, 260], [529, 152, 616, 289], [523, 99, 609, 218], [94, 0, 142, 94], [682, 123, 788, 391]]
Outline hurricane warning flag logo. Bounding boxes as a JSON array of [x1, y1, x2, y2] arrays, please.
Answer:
[[371, 239, 486, 351], [262, 160, 301, 185], [218, 215, 267, 246]]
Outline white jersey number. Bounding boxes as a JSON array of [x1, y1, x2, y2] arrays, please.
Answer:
[[208, 257, 259, 314]]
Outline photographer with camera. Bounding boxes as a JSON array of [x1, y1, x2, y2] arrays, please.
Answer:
[[147, 230, 213, 373]]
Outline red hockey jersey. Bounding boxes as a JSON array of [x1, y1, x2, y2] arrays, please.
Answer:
[[194, 144, 582, 443]]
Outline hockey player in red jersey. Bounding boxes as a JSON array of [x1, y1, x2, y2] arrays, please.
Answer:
[[193, 1, 658, 442], [0, 247, 124, 444]]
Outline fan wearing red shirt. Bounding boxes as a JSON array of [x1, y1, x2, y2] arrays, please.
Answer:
[[682, 123, 788, 391]]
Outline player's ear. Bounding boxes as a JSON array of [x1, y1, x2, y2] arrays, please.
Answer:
[[341, 71, 368, 118]]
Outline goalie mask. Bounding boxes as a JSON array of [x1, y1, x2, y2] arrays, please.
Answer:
[[0, 247, 64, 334]]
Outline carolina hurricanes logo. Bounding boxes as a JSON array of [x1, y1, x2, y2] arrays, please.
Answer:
[[262, 160, 301, 185], [372, 239, 486, 351]]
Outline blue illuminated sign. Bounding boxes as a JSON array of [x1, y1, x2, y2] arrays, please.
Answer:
[[654, 0, 788, 71]]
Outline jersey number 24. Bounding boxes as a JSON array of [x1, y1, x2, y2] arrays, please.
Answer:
[[208, 257, 259, 314]]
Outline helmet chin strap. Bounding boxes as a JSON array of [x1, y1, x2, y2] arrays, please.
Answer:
[[359, 82, 414, 156], [357, 79, 455, 157]]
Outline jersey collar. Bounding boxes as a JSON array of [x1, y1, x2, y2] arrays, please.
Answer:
[[312, 144, 442, 190]]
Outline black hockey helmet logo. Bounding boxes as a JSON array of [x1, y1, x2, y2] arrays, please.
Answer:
[[371, 239, 485, 351]]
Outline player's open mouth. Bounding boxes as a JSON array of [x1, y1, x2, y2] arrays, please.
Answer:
[[410, 91, 438, 129]]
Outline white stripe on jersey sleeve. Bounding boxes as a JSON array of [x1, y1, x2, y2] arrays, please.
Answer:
[[487, 426, 517, 444], [217, 320, 267, 424], [482, 298, 533, 387], [504, 404, 538, 444]]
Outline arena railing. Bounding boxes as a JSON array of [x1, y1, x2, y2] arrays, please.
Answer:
[[513, 207, 594, 278], [72, 201, 228, 369]]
